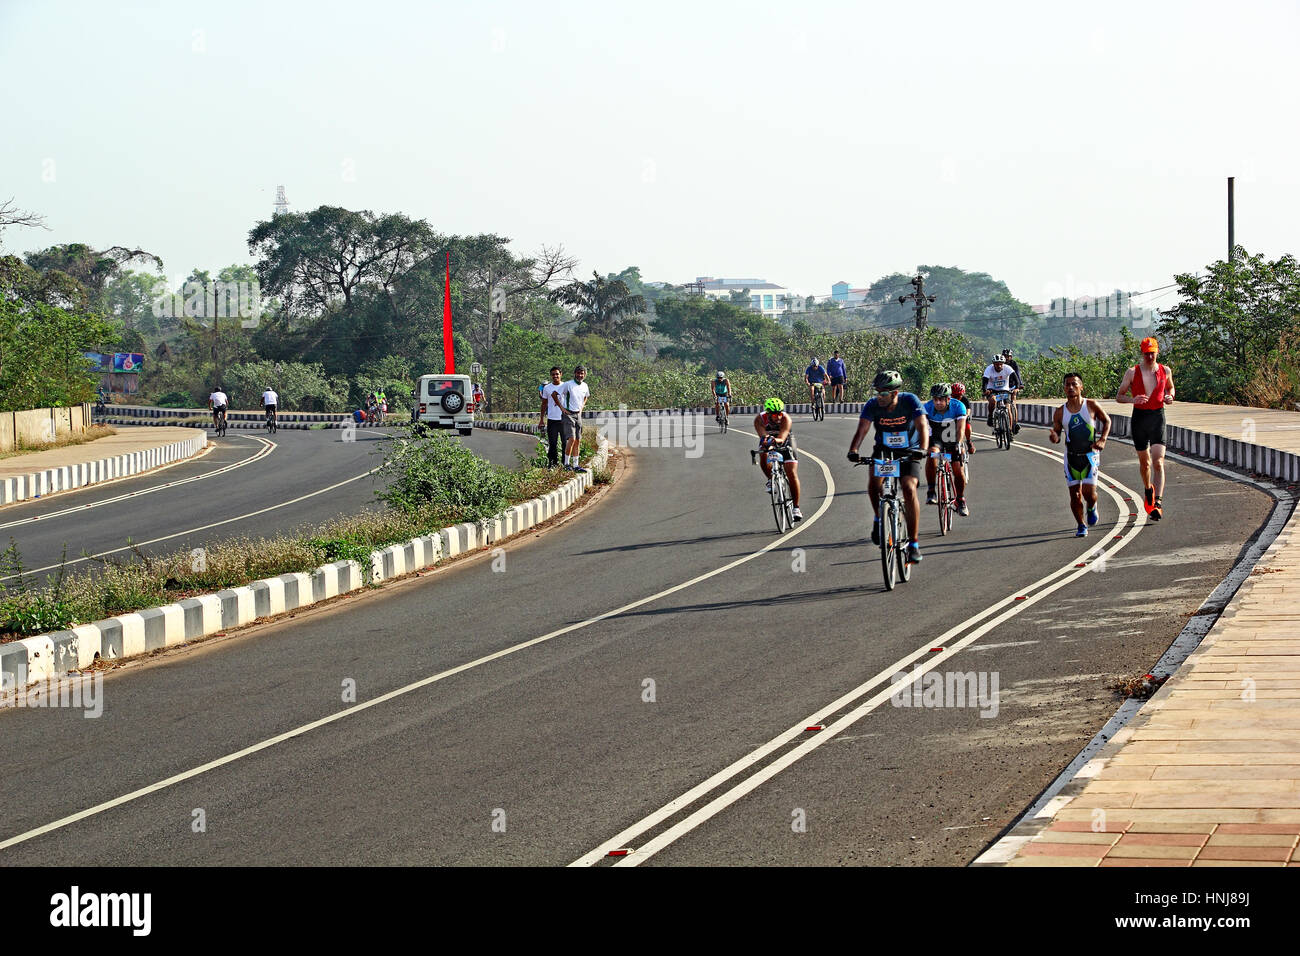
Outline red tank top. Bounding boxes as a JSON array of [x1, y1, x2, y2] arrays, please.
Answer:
[[1133, 363, 1168, 410]]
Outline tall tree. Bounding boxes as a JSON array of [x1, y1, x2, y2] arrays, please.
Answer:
[[550, 271, 647, 346]]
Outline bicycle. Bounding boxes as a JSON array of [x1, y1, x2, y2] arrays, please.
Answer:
[[811, 385, 825, 421], [932, 449, 958, 535], [265, 407, 277, 434], [716, 400, 729, 434], [213, 407, 228, 438], [991, 392, 1013, 449], [855, 448, 924, 591], [752, 441, 795, 532]]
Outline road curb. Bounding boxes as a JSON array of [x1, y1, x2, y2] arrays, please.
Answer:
[[0, 436, 610, 690], [0, 433, 206, 506]]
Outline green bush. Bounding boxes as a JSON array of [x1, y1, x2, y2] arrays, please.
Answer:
[[377, 428, 512, 522], [154, 390, 194, 408]]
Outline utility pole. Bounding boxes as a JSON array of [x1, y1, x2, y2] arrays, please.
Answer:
[[1228, 176, 1235, 263], [898, 273, 936, 345]]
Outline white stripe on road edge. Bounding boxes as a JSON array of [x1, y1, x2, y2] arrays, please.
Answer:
[[0, 437, 269, 535], [572, 439, 1147, 866], [0, 451, 837, 854], [3, 457, 382, 583]]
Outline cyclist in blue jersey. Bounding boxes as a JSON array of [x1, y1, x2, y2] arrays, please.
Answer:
[[805, 357, 829, 408], [846, 370, 931, 563], [923, 383, 970, 516], [713, 371, 732, 419]]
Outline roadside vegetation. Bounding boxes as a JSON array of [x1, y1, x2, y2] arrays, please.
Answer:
[[0, 427, 600, 641]]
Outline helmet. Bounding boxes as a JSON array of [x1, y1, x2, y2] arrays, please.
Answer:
[[1003, 347, 1014, 357], [1140, 337, 1159, 354], [811, 357, 820, 364], [950, 381, 967, 398], [763, 397, 785, 413], [930, 383, 951, 399], [717, 371, 726, 379], [872, 370, 903, 391], [992, 354, 1005, 363]]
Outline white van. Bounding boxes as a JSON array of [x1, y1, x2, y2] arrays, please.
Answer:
[[412, 373, 475, 436]]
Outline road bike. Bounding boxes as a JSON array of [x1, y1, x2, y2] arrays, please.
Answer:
[[991, 392, 1013, 449], [716, 400, 729, 434], [265, 407, 277, 434], [856, 448, 924, 591], [213, 407, 228, 438], [931, 449, 959, 535], [752, 442, 795, 532], [811, 386, 825, 422]]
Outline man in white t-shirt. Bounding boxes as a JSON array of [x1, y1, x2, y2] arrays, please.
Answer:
[[554, 365, 590, 473], [982, 354, 1022, 432], [262, 387, 279, 427], [538, 366, 565, 468], [209, 387, 229, 428]]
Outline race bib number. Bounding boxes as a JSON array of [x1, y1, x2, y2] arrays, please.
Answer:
[[767, 451, 784, 465], [874, 459, 900, 477], [884, 432, 907, 448]]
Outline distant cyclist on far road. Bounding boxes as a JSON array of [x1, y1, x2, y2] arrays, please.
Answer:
[[805, 357, 829, 408], [209, 386, 229, 430], [262, 386, 278, 428]]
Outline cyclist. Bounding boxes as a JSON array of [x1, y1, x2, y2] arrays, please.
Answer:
[[804, 357, 829, 409], [827, 351, 848, 402], [261, 386, 278, 429], [471, 382, 485, 409], [208, 385, 229, 430], [754, 398, 802, 521], [713, 371, 732, 421], [982, 354, 1021, 433], [923, 383, 970, 516], [951, 381, 975, 458], [847, 370, 931, 563], [1049, 371, 1111, 537]]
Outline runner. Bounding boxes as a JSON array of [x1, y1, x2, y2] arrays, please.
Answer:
[[1048, 371, 1111, 537], [1116, 336, 1175, 520]]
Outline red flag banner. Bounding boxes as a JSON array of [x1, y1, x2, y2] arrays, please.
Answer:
[[443, 252, 455, 374]]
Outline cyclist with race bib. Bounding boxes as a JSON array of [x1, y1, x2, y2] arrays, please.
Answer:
[[923, 383, 970, 516], [754, 398, 802, 521], [1049, 371, 1111, 537], [982, 354, 1021, 433], [805, 357, 828, 408], [714, 371, 732, 419], [209, 386, 229, 430], [847, 370, 931, 563]]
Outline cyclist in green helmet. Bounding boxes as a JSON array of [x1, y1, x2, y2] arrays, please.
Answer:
[[755, 397, 802, 521]]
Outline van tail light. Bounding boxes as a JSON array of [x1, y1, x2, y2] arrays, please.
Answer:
[[419, 403, 427, 413]]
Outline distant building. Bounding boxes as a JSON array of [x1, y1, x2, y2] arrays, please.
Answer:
[[830, 281, 871, 308], [693, 277, 813, 319]]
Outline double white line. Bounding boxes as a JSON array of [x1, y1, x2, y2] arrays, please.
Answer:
[[571, 440, 1146, 865]]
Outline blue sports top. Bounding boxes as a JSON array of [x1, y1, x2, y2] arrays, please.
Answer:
[[805, 364, 828, 384], [860, 392, 925, 449], [923, 398, 967, 445]]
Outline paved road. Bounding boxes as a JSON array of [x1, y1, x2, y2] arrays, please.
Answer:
[[0, 425, 537, 585], [0, 414, 1274, 865]]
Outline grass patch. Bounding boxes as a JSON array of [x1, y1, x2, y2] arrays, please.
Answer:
[[0, 425, 118, 461]]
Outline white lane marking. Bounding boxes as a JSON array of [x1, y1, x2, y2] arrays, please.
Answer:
[[0, 438, 268, 532], [4, 462, 383, 582], [574, 439, 1146, 866], [0, 451, 837, 853]]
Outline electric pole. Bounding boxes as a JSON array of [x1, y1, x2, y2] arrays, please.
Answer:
[[898, 273, 937, 345], [1228, 176, 1235, 263]]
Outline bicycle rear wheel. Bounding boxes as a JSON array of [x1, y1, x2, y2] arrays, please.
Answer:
[[897, 506, 912, 582], [771, 475, 788, 532], [937, 467, 951, 535], [881, 497, 897, 591]]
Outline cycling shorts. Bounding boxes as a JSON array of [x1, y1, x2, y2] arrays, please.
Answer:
[[1065, 450, 1100, 486], [264, 404, 277, 414], [1131, 407, 1165, 451], [761, 437, 797, 462]]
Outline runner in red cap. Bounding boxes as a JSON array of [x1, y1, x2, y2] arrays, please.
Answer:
[[1116, 336, 1176, 520]]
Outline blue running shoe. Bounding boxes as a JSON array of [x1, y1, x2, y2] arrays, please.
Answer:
[[1087, 507, 1098, 526], [907, 542, 922, 563], [1075, 524, 1088, 537]]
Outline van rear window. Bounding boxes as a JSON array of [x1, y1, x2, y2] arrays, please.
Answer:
[[425, 379, 462, 396]]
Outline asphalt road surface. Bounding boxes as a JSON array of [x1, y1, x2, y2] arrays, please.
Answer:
[[0, 424, 538, 586], [0, 413, 1278, 865]]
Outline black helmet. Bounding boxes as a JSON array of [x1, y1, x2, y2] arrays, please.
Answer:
[[930, 383, 951, 399], [872, 369, 903, 391]]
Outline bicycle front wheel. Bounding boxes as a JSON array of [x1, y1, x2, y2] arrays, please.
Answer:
[[897, 506, 912, 582], [771, 477, 788, 532], [881, 498, 897, 591], [937, 470, 950, 536]]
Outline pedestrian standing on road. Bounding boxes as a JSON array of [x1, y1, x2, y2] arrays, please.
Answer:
[[1116, 336, 1176, 521], [539, 366, 565, 468], [1049, 371, 1111, 537], [827, 351, 848, 403], [555, 365, 590, 473]]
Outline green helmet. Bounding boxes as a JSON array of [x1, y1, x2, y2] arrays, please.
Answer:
[[763, 397, 785, 413], [930, 383, 951, 399], [873, 370, 903, 391]]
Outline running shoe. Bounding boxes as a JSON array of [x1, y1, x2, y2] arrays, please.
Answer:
[[793, 507, 803, 521], [926, 487, 937, 505], [1075, 524, 1088, 537], [574, 466, 588, 474], [1151, 497, 1163, 521], [1087, 506, 1099, 526], [871, 519, 881, 545], [1144, 486, 1155, 514], [765, 480, 773, 493], [906, 542, 923, 563], [957, 498, 970, 517]]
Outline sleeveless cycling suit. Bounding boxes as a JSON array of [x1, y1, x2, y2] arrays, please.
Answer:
[[1061, 399, 1100, 486], [761, 412, 797, 460]]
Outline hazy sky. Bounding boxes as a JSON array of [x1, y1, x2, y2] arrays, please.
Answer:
[[3, 0, 1298, 311]]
